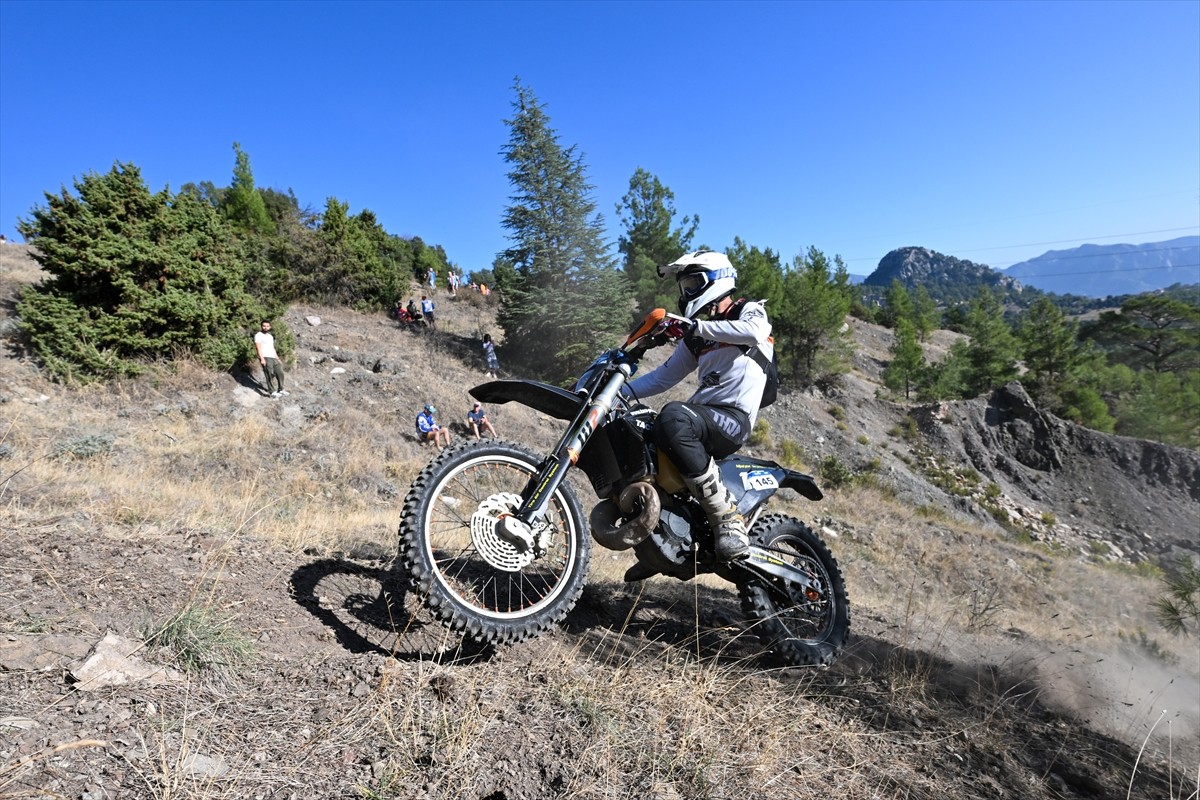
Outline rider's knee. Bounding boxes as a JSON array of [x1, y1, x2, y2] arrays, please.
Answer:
[[655, 402, 701, 445]]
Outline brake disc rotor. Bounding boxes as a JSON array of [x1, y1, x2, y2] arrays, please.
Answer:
[[470, 492, 536, 572]]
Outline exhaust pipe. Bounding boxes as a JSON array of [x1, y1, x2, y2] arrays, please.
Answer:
[[589, 481, 661, 550]]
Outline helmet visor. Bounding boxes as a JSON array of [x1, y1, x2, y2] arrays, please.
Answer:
[[677, 271, 710, 299]]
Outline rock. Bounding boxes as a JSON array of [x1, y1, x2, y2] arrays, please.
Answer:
[[305, 315, 322, 327], [180, 753, 230, 777], [69, 632, 184, 690], [1, 633, 93, 671], [0, 716, 39, 730]]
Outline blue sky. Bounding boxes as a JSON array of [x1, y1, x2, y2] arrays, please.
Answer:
[[1, 0, 1197, 277]]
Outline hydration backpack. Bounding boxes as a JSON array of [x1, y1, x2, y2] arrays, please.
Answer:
[[725, 297, 779, 409], [744, 343, 778, 408]]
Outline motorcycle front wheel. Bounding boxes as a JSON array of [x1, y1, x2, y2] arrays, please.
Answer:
[[397, 440, 590, 645], [738, 514, 850, 667]]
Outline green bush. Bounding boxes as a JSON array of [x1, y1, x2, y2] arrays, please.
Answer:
[[818, 454, 855, 488], [17, 163, 276, 381], [747, 418, 770, 447], [53, 433, 115, 460], [779, 438, 804, 468]]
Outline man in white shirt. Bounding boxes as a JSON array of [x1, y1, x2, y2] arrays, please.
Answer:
[[254, 321, 288, 398]]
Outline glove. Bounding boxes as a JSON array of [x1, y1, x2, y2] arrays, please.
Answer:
[[653, 314, 696, 341]]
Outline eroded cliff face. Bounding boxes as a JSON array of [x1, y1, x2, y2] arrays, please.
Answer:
[[914, 382, 1199, 564]]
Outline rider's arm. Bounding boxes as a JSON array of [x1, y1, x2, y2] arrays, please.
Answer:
[[694, 301, 771, 346], [625, 340, 697, 399]]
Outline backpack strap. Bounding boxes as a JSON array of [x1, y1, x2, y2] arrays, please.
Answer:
[[742, 341, 773, 372]]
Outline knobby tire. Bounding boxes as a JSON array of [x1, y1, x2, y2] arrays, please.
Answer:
[[738, 514, 850, 666], [397, 440, 590, 645]]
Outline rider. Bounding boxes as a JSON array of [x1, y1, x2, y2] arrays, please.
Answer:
[[624, 250, 773, 563]]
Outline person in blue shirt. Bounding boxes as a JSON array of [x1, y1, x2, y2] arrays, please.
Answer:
[[416, 404, 451, 447], [466, 401, 498, 440]]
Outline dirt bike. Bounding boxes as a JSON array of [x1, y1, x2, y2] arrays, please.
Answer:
[[397, 309, 850, 666]]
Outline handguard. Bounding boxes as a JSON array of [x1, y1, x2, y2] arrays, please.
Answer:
[[623, 308, 667, 351]]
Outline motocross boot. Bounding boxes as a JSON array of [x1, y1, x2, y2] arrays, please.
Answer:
[[684, 459, 749, 561]]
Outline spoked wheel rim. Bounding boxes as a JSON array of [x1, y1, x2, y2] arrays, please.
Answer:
[[762, 535, 837, 644], [421, 454, 581, 621]]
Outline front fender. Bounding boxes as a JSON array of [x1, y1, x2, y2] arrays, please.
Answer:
[[469, 379, 584, 421]]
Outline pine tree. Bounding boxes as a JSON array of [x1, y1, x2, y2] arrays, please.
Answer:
[[1155, 557, 1200, 636], [880, 280, 913, 329], [727, 237, 785, 311], [220, 142, 273, 235], [777, 246, 854, 387], [884, 318, 925, 399], [17, 162, 271, 380], [497, 80, 628, 380], [1090, 294, 1200, 374], [615, 168, 698, 319], [1018, 296, 1081, 405], [912, 285, 939, 341], [962, 287, 1020, 396]]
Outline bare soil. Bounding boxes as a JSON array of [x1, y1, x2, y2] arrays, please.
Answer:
[[1, 244, 1197, 799]]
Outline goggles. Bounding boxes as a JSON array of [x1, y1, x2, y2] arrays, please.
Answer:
[[677, 270, 712, 297]]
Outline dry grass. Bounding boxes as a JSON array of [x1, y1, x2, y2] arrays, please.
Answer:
[[1, 270, 1197, 799], [0, 242, 46, 285]]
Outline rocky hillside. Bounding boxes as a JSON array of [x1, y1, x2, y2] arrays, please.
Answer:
[[863, 246, 1027, 305], [1, 243, 1198, 800]]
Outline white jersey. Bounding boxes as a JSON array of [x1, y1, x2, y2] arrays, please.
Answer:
[[254, 331, 278, 360], [626, 300, 772, 427]]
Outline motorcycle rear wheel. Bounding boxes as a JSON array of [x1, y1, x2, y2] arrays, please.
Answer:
[[398, 440, 590, 645], [738, 514, 850, 666]]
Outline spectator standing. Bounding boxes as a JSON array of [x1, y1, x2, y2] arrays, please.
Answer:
[[421, 295, 437, 330], [416, 404, 451, 447], [482, 333, 500, 378], [467, 402, 498, 440], [254, 320, 289, 397]]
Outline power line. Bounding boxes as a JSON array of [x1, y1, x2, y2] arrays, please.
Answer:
[[1008, 263, 1200, 280], [1003, 245, 1200, 266], [954, 227, 1199, 256]]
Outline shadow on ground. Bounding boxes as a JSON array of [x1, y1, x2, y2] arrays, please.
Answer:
[[289, 558, 493, 664]]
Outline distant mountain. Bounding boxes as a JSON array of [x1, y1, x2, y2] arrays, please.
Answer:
[[862, 246, 1027, 306], [1003, 236, 1199, 297]]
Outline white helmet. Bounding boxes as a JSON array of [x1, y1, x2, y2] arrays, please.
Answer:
[[659, 250, 737, 319]]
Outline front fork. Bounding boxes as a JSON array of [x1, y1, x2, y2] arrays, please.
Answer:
[[496, 364, 633, 551]]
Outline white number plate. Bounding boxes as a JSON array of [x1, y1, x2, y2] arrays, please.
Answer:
[[741, 470, 779, 492]]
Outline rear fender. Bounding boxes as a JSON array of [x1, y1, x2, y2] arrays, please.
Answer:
[[719, 457, 823, 516], [780, 469, 823, 501]]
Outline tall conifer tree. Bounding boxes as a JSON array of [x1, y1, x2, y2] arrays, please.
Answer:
[[615, 168, 698, 319], [497, 80, 628, 380]]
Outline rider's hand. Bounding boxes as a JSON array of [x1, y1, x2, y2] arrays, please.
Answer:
[[653, 315, 696, 341]]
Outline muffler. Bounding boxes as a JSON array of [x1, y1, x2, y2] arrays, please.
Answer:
[[589, 481, 661, 550]]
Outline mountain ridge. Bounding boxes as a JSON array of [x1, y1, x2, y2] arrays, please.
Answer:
[[1004, 235, 1200, 297]]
